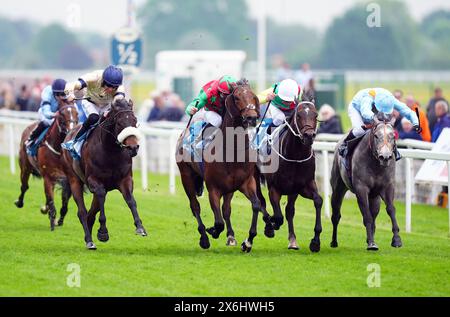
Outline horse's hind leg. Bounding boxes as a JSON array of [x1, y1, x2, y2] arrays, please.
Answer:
[[299, 180, 323, 253], [330, 176, 347, 248], [15, 158, 31, 208], [285, 194, 299, 250], [368, 195, 381, 243], [179, 166, 209, 249], [206, 188, 225, 239], [57, 181, 72, 226], [239, 176, 262, 253], [118, 176, 147, 237], [222, 193, 236, 246], [43, 178, 57, 231], [381, 187, 402, 248]]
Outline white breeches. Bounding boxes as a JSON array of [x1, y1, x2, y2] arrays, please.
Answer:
[[266, 104, 286, 126], [203, 110, 222, 128], [348, 103, 366, 137], [38, 108, 54, 126], [81, 99, 110, 117]]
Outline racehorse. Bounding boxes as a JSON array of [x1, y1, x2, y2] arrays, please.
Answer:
[[15, 104, 78, 230], [62, 98, 145, 250], [255, 93, 323, 252], [176, 79, 275, 251], [330, 112, 401, 251]]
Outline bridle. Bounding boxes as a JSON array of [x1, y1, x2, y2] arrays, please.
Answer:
[[45, 104, 78, 156], [270, 101, 317, 163], [368, 121, 395, 160], [225, 86, 259, 124], [98, 108, 137, 149]]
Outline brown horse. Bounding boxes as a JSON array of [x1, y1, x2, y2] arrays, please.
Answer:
[[16, 103, 79, 230], [62, 98, 145, 250], [255, 96, 323, 252], [176, 79, 275, 251]]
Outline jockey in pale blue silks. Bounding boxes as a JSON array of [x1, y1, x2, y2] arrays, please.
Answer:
[[25, 79, 74, 152], [338, 88, 421, 162]]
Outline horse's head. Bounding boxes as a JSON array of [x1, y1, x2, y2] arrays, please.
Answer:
[[109, 98, 141, 157], [290, 93, 318, 145], [224, 79, 260, 130], [370, 112, 396, 167], [55, 103, 78, 134]]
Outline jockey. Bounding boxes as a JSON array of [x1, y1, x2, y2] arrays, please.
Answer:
[[257, 78, 303, 136], [339, 88, 421, 161], [62, 65, 125, 151], [185, 75, 238, 148], [25, 78, 72, 149]]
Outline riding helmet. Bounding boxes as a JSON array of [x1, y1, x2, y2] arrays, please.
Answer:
[[51, 78, 67, 93], [103, 65, 123, 87]]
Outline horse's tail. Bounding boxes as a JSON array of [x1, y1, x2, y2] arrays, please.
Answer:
[[194, 174, 204, 197]]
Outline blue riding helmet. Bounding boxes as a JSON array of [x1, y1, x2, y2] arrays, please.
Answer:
[[374, 92, 395, 114], [52, 78, 67, 94], [102, 65, 123, 87]]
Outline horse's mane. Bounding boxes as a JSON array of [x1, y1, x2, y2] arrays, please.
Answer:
[[235, 78, 250, 88], [375, 112, 393, 123]]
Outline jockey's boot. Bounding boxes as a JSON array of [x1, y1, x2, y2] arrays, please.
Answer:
[[194, 123, 218, 150], [62, 113, 99, 152], [25, 121, 48, 148], [338, 130, 355, 157], [394, 145, 402, 161]]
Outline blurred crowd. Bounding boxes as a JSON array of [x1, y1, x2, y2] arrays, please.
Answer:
[[137, 90, 187, 123], [0, 78, 52, 112]]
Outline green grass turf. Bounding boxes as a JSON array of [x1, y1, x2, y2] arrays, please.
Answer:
[[0, 156, 449, 297]]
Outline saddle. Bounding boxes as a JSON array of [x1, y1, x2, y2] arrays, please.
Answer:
[[26, 127, 50, 157]]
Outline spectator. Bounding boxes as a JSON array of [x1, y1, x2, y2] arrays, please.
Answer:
[[431, 100, 450, 142], [159, 93, 185, 122], [399, 117, 422, 141], [16, 85, 30, 111], [393, 89, 404, 102], [295, 63, 313, 91], [26, 87, 41, 112], [405, 94, 431, 142], [317, 104, 343, 134], [427, 87, 448, 132], [147, 94, 164, 122], [0, 90, 5, 109], [392, 109, 403, 138]]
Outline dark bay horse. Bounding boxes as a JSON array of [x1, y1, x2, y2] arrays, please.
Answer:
[[330, 113, 401, 251], [16, 104, 78, 230], [62, 98, 145, 250], [176, 80, 274, 251], [255, 97, 323, 252]]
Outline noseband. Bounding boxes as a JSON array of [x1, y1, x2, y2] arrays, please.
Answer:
[[284, 101, 317, 142], [369, 122, 395, 160], [225, 87, 258, 122]]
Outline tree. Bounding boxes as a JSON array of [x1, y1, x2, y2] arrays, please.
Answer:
[[138, 0, 253, 68], [319, 0, 420, 69], [419, 10, 450, 69]]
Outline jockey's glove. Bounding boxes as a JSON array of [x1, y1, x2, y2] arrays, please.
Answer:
[[413, 125, 422, 133]]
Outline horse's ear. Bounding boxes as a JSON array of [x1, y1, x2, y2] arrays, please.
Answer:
[[373, 114, 380, 125], [128, 99, 134, 110]]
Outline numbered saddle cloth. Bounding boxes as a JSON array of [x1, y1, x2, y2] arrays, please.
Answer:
[[26, 127, 50, 157]]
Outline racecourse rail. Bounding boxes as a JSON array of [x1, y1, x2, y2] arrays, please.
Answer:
[[1, 109, 449, 236]]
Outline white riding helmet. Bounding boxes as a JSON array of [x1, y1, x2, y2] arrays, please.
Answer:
[[277, 79, 299, 102]]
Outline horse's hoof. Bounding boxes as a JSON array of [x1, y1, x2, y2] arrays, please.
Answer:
[[14, 200, 23, 208], [135, 227, 147, 237], [309, 239, 321, 253], [240, 240, 252, 253], [206, 227, 220, 239], [288, 243, 299, 250], [367, 242, 379, 251], [330, 240, 338, 248], [226, 236, 237, 246], [86, 242, 97, 250], [391, 237, 402, 248], [199, 237, 210, 249], [264, 227, 275, 238], [97, 230, 109, 242], [57, 219, 64, 227], [271, 218, 283, 231], [40, 205, 48, 214]]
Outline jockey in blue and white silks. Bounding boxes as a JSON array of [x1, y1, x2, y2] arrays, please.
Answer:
[[339, 88, 421, 161], [25, 79, 73, 149]]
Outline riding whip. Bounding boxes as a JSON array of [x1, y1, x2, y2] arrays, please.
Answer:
[[256, 84, 278, 134]]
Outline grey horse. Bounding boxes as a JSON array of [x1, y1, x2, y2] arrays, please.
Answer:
[[330, 113, 402, 251]]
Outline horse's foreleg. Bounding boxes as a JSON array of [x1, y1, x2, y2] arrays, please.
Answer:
[[285, 194, 299, 250], [15, 159, 31, 208], [381, 187, 402, 248], [57, 182, 72, 226], [299, 180, 323, 252], [222, 193, 236, 246], [355, 188, 377, 251], [268, 187, 283, 230], [87, 196, 100, 234], [43, 177, 57, 231], [88, 177, 109, 242], [206, 188, 224, 239], [255, 171, 275, 238], [119, 176, 147, 237], [239, 176, 262, 253], [368, 196, 381, 242]]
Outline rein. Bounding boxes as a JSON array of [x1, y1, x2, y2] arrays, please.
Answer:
[[98, 109, 136, 148], [45, 104, 78, 156]]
